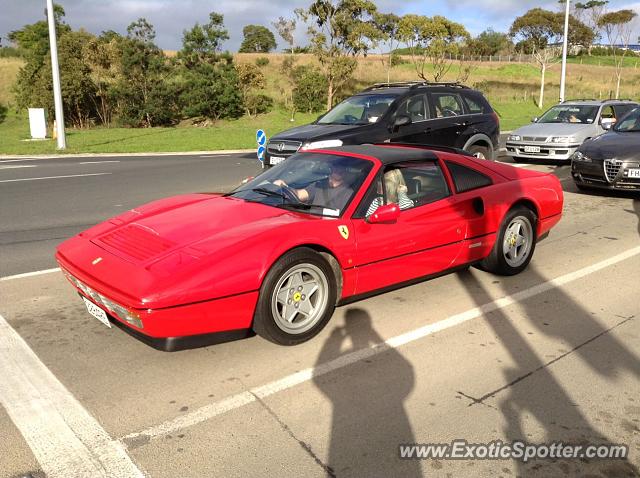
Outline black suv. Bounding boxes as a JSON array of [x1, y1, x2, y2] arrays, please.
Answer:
[[264, 82, 500, 167]]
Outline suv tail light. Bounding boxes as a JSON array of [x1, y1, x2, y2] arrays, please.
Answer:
[[492, 111, 500, 130]]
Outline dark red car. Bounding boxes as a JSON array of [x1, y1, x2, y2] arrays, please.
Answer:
[[56, 145, 563, 350]]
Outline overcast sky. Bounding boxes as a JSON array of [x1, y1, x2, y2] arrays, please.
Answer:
[[1, 0, 639, 51]]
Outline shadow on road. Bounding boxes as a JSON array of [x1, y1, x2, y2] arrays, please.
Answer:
[[313, 308, 420, 478], [457, 269, 639, 477]]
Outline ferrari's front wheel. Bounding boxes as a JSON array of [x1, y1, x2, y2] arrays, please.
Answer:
[[477, 206, 537, 276], [253, 248, 337, 345]]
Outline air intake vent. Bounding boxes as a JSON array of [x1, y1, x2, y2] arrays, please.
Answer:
[[96, 225, 176, 262], [604, 159, 622, 182]]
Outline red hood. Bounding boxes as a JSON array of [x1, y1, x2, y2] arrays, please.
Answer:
[[91, 194, 304, 266]]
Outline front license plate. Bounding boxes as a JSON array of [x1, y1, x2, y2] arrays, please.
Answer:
[[524, 146, 541, 153], [627, 168, 640, 178], [270, 156, 286, 165], [82, 296, 111, 328]]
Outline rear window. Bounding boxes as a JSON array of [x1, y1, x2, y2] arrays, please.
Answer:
[[446, 161, 492, 193]]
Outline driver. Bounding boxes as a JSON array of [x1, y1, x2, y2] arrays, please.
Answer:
[[274, 164, 354, 210]]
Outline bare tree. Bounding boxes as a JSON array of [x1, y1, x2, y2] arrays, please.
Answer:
[[533, 47, 560, 108], [272, 16, 296, 54], [599, 9, 637, 98]]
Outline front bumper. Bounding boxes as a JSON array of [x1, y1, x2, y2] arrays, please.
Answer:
[[572, 159, 640, 191], [506, 142, 580, 161], [59, 264, 259, 351]]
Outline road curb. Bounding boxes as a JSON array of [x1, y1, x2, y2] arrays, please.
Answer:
[[0, 149, 256, 160]]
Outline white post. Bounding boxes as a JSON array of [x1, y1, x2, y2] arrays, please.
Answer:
[[46, 0, 66, 149], [559, 0, 570, 102]]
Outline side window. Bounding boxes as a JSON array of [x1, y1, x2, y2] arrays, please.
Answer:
[[462, 95, 485, 114], [432, 93, 464, 117], [613, 104, 634, 120], [446, 161, 492, 193], [600, 105, 615, 119], [396, 94, 428, 122], [357, 161, 450, 218]]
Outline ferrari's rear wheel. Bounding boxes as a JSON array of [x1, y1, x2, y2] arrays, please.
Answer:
[[477, 206, 537, 276], [254, 248, 337, 345]]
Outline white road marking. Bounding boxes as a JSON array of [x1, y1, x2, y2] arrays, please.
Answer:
[[0, 158, 44, 163], [0, 313, 144, 478], [0, 173, 111, 183], [0, 268, 61, 282], [123, 244, 640, 442], [0, 165, 37, 170], [79, 161, 120, 165]]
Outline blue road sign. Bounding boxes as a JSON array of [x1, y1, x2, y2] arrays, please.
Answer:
[[257, 145, 266, 162], [256, 129, 266, 146]]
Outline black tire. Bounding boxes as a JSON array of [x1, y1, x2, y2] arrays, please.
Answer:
[[512, 157, 527, 164], [253, 247, 337, 345], [574, 182, 592, 192], [467, 144, 491, 160], [477, 206, 537, 276]]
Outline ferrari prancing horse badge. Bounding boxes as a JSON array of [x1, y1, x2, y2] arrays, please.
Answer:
[[338, 225, 349, 240]]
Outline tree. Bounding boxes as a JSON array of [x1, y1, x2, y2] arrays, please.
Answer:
[[510, 8, 562, 108], [272, 16, 296, 53], [296, 0, 380, 110], [398, 14, 470, 82], [575, 1, 609, 54], [235, 63, 272, 116], [178, 12, 229, 68], [239, 25, 276, 53], [598, 9, 637, 98], [116, 19, 179, 126], [84, 31, 123, 125], [178, 13, 243, 121], [466, 28, 512, 56], [373, 12, 401, 83]]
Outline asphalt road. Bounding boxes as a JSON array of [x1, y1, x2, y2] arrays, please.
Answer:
[[1, 151, 639, 478]]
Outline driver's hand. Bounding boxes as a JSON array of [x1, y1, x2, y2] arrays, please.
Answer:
[[273, 179, 287, 187]]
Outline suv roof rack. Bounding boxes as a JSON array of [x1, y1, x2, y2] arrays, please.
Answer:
[[561, 98, 597, 103], [602, 98, 635, 102], [363, 81, 470, 92]]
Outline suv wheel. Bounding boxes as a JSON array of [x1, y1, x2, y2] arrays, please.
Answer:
[[467, 144, 491, 160]]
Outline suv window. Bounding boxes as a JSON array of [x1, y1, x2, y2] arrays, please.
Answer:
[[432, 93, 464, 117], [446, 161, 492, 193], [357, 161, 450, 217], [462, 95, 485, 114], [397, 94, 428, 122]]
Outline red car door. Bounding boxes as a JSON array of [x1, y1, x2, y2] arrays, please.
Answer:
[[350, 161, 468, 295]]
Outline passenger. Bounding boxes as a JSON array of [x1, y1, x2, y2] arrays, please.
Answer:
[[366, 169, 414, 217], [274, 164, 354, 211]]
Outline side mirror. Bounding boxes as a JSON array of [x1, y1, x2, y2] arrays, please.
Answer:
[[394, 115, 412, 128], [600, 118, 614, 130], [531, 117, 538, 123], [367, 204, 400, 224]]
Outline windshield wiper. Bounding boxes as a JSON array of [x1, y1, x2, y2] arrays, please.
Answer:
[[250, 187, 288, 202], [278, 202, 340, 216]]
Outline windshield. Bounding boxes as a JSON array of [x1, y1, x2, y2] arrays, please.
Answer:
[[614, 107, 640, 132], [317, 94, 397, 125], [537, 105, 598, 124], [229, 153, 373, 217]]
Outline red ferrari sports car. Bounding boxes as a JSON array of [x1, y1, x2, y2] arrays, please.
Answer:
[[56, 144, 563, 350]]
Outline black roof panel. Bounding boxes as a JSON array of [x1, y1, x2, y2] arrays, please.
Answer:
[[318, 144, 439, 164]]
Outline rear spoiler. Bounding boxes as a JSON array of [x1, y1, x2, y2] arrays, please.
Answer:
[[370, 142, 474, 158]]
